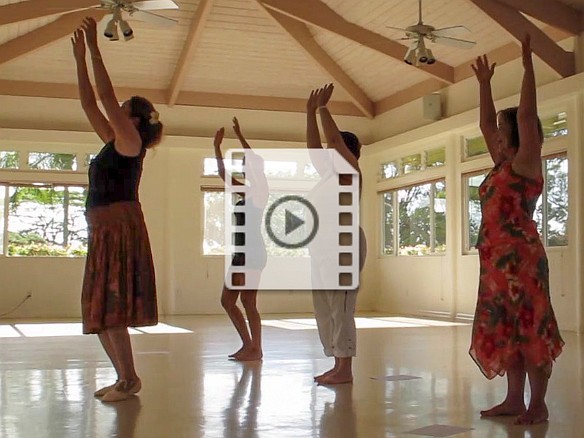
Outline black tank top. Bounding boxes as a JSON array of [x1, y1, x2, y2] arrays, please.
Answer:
[[86, 141, 144, 209]]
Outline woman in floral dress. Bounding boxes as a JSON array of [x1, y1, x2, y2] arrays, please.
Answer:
[[469, 35, 564, 425]]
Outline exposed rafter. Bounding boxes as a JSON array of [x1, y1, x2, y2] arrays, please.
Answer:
[[0, 9, 107, 66], [494, 0, 584, 36], [167, 0, 214, 107], [0, 80, 365, 117], [468, 0, 575, 77], [257, 5, 374, 119], [258, 0, 455, 84], [0, 0, 99, 26]]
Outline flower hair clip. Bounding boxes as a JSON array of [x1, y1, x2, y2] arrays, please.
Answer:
[[149, 110, 160, 125]]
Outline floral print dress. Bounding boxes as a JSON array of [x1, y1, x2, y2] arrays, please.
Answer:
[[469, 161, 564, 379]]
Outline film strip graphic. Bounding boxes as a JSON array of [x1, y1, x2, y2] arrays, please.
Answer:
[[224, 149, 360, 291]]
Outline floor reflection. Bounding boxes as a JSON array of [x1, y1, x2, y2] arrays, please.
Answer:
[[317, 384, 356, 438], [105, 396, 142, 438], [223, 363, 262, 438]]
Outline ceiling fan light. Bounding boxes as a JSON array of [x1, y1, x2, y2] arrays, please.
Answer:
[[104, 18, 118, 39], [404, 45, 417, 65], [119, 19, 134, 39], [425, 49, 436, 64]]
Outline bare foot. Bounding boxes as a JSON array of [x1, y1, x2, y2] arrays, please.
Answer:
[[317, 370, 353, 385], [481, 400, 526, 417], [314, 367, 337, 383], [228, 347, 245, 358], [232, 348, 263, 361], [515, 404, 548, 425]]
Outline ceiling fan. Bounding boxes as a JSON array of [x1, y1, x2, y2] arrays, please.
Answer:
[[0, 0, 179, 42], [388, 0, 476, 65]]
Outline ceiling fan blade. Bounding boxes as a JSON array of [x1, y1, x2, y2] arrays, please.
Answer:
[[130, 9, 178, 26], [0, 0, 100, 26], [132, 0, 179, 11], [433, 35, 476, 49], [385, 25, 408, 32], [432, 25, 471, 38]]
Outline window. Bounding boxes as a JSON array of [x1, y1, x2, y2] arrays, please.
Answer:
[[2, 184, 88, 256], [28, 152, 77, 171], [0, 151, 19, 169], [464, 136, 488, 160], [202, 189, 225, 255], [381, 161, 399, 179], [382, 180, 446, 256], [463, 170, 490, 251], [402, 153, 422, 174], [542, 112, 568, 139], [535, 154, 568, 246], [426, 147, 445, 168]]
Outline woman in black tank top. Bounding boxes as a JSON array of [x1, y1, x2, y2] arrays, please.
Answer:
[[72, 17, 163, 403], [213, 117, 267, 362]]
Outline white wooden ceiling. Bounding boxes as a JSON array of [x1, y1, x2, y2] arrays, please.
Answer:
[[0, 0, 581, 119]]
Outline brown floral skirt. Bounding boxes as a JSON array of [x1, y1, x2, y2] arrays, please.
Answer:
[[82, 201, 158, 334]]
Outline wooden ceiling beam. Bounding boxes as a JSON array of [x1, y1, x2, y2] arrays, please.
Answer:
[[167, 0, 214, 107], [0, 9, 107, 66], [0, 0, 99, 26], [259, 0, 455, 84], [494, 0, 583, 35], [468, 0, 575, 77], [258, 6, 374, 118], [0, 80, 365, 117]]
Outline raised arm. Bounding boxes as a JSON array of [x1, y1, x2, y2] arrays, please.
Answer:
[[232, 117, 252, 149], [514, 35, 543, 176], [214, 128, 244, 187], [306, 89, 323, 150], [316, 84, 359, 171], [471, 55, 500, 164], [81, 17, 141, 157], [71, 29, 113, 143]]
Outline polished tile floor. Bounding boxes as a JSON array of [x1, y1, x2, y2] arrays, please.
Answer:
[[0, 314, 581, 438]]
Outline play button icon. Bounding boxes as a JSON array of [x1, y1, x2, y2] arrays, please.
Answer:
[[285, 209, 305, 235], [265, 195, 319, 249]]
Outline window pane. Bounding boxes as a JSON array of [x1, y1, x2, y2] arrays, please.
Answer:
[[542, 112, 568, 139], [203, 191, 225, 255], [545, 156, 568, 246], [85, 153, 97, 167], [381, 161, 399, 179], [434, 181, 446, 252], [466, 172, 488, 250], [465, 136, 488, 159], [28, 153, 77, 171], [382, 192, 394, 255], [398, 183, 431, 255], [264, 161, 297, 178], [8, 185, 87, 256], [402, 154, 422, 174], [426, 147, 445, 167], [0, 185, 5, 255], [0, 151, 19, 169]]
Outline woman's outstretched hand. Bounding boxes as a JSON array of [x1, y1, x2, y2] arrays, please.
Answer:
[[71, 29, 86, 61], [232, 117, 243, 137], [214, 127, 224, 152], [81, 17, 99, 50], [521, 34, 533, 69], [471, 55, 496, 83], [316, 83, 334, 108], [307, 88, 320, 113]]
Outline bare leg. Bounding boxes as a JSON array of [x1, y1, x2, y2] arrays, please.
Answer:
[[94, 333, 123, 397], [515, 363, 549, 425], [314, 357, 339, 383], [318, 357, 353, 385], [221, 284, 252, 358], [235, 290, 262, 361], [481, 353, 527, 417], [107, 327, 139, 381]]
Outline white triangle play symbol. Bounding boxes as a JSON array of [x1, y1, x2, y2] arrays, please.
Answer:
[[285, 209, 305, 235]]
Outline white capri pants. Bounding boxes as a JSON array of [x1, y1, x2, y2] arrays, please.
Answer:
[[312, 289, 358, 358]]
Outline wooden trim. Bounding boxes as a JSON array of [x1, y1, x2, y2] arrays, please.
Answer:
[[167, 0, 215, 106], [259, 0, 455, 84], [0, 0, 99, 26], [0, 9, 107, 66], [494, 0, 584, 35], [468, 0, 575, 77], [375, 78, 447, 114], [260, 7, 375, 118]]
